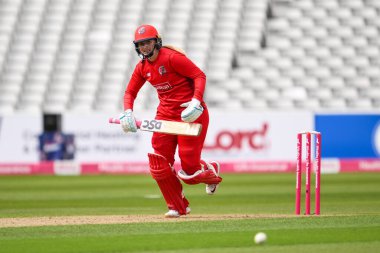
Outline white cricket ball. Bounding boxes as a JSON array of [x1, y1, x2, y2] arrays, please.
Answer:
[[254, 232, 267, 244]]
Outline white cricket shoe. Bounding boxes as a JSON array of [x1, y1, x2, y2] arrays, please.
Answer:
[[164, 207, 191, 218], [205, 161, 220, 195], [206, 183, 219, 195]]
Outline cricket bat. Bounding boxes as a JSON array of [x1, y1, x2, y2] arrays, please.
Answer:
[[109, 118, 202, 136]]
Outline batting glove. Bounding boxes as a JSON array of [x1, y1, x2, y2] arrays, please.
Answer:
[[119, 109, 138, 133], [180, 98, 203, 122]]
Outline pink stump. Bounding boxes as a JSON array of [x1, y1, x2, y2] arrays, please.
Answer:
[[296, 133, 302, 215]]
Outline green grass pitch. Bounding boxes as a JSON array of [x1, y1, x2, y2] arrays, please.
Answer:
[[0, 173, 379, 253]]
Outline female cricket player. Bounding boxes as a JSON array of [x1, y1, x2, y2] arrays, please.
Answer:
[[119, 24, 222, 218]]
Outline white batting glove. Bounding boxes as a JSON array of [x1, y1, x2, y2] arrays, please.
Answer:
[[119, 109, 138, 133], [180, 98, 203, 122]]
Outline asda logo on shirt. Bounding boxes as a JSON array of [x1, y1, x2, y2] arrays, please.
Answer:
[[154, 82, 172, 91]]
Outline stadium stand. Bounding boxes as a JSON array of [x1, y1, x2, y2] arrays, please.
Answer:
[[0, 0, 379, 114]]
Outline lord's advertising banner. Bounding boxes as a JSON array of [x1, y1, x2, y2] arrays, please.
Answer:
[[0, 111, 313, 163], [201, 110, 313, 161]]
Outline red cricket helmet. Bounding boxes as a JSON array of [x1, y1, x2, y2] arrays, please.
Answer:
[[133, 24, 162, 59]]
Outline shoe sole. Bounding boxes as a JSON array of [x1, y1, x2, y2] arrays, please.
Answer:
[[206, 161, 220, 195], [206, 184, 218, 195]]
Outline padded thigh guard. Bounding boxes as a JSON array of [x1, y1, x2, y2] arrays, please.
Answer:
[[177, 160, 223, 185], [148, 153, 188, 215]]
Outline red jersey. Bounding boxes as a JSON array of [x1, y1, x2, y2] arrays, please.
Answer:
[[124, 47, 206, 120]]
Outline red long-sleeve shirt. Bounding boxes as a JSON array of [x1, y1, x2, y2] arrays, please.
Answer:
[[124, 47, 206, 120]]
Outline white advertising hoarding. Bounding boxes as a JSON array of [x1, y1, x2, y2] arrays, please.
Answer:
[[0, 111, 313, 163], [0, 114, 41, 162]]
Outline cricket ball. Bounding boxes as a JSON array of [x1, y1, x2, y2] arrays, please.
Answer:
[[254, 232, 267, 244]]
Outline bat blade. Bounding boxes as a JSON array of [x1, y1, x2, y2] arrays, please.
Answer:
[[109, 118, 202, 136], [140, 119, 202, 136]]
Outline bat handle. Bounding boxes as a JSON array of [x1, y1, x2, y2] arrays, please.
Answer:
[[108, 117, 142, 128], [108, 118, 120, 124]]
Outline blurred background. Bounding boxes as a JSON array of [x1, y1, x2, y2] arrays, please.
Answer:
[[0, 0, 379, 174]]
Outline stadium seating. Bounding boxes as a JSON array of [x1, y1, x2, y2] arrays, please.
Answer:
[[233, 0, 380, 110], [0, 0, 379, 114]]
